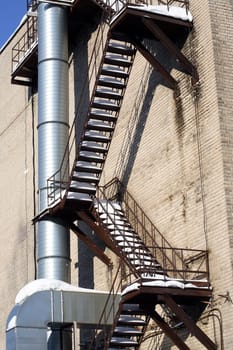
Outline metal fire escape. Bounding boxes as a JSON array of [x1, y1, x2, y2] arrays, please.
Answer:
[[11, 0, 216, 348]]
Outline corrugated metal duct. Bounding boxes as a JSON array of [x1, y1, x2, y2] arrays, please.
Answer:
[[6, 280, 120, 350], [37, 2, 70, 282]]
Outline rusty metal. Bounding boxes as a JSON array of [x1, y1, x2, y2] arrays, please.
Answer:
[[162, 295, 217, 350], [96, 178, 210, 284], [149, 309, 190, 350], [47, 30, 136, 208], [128, 36, 179, 92], [11, 15, 37, 84], [70, 222, 112, 266], [142, 18, 199, 84]]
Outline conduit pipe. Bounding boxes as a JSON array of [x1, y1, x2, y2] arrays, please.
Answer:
[[37, 2, 70, 281]]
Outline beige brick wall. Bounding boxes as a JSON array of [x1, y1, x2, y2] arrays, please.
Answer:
[[101, 0, 233, 347], [0, 23, 36, 348], [1, 1, 233, 349]]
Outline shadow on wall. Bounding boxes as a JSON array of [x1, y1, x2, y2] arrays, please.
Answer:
[[114, 32, 190, 188], [72, 14, 107, 349]]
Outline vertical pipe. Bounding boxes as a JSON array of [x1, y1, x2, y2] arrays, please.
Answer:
[[37, 2, 70, 282], [37, 2, 72, 349]]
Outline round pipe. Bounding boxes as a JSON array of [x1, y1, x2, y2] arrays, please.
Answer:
[[37, 2, 70, 282]]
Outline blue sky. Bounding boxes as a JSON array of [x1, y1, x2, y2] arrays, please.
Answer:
[[0, 0, 27, 48]]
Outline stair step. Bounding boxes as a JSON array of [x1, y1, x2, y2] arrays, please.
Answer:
[[118, 241, 142, 248], [66, 191, 92, 203], [81, 141, 108, 153], [102, 218, 129, 226], [101, 65, 129, 79], [84, 131, 111, 143], [90, 109, 117, 122], [95, 88, 123, 100], [110, 337, 139, 347], [113, 326, 143, 336], [122, 247, 152, 254], [118, 315, 146, 326], [108, 42, 135, 56], [79, 151, 105, 163], [92, 98, 120, 112], [127, 253, 154, 261], [98, 76, 126, 89], [99, 212, 124, 220], [87, 120, 115, 132], [75, 161, 102, 173], [121, 304, 146, 315], [72, 171, 99, 184], [111, 234, 141, 243], [104, 54, 132, 67], [69, 181, 96, 194], [130, 259, 155, 267]]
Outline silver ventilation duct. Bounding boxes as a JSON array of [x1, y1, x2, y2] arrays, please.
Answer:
[[37, 2, 70, 282], [6, 280, 120, 350]]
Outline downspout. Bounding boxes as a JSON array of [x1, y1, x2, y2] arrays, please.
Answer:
[[37, 2, 71, 348]]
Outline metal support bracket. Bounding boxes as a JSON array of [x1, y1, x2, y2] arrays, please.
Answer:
[[142, 18, 199, 84], [161, 295, 217, 350], [70, 222, 112, 267], [129, 36, 180, 94], [150, 309, 191, 350]]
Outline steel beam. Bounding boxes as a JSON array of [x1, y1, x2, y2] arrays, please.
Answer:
[[142, 18, 199, 83], [162, 295, 217, 350], [70, 222, 112, 267], [130, 37, 179, 92], [150, 309, 190, 350]]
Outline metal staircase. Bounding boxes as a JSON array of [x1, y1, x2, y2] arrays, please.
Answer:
[[94, 198, 168, 277], [108, 303, 150, 349], [83, 180, 216, 349], [46, 35, 136, 209], [25, 1, 216, 348]]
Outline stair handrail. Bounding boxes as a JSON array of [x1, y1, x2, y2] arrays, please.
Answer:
[[46, 15, 111, 206], [96, 178, 210, 283], [47, 20, 136, 207]]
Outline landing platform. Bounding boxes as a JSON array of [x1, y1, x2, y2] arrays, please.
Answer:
[[110, 4, 193, 41]]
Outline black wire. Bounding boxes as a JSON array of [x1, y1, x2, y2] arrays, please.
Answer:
[[31, 87, 37, 279]]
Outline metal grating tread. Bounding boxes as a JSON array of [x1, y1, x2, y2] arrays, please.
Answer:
[[92, 98, 120, 111], [95, 88, 123, 100], [72, 171, 99, 183], [101, 65, 129, 79], [104, 54, 132, 67], [118, 315, 147, 326], [84, 131, 111, 143], [110, 337, 139, 347], [87, 120, 115, 132], [98, 76, 126, 89], [70, 181, 97, 194], [81, 140, 108, 153], [113, 326, 143, 336], [108, 42, 135, 56], [79, 151, 105, 163], [75, 161, 102, 173], [90, 109, 117, 122]]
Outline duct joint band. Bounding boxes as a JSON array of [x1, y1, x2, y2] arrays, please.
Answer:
[[38, 57, 69, 65], [37, 255, 72, 262], [37, 120, 70, 129]]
